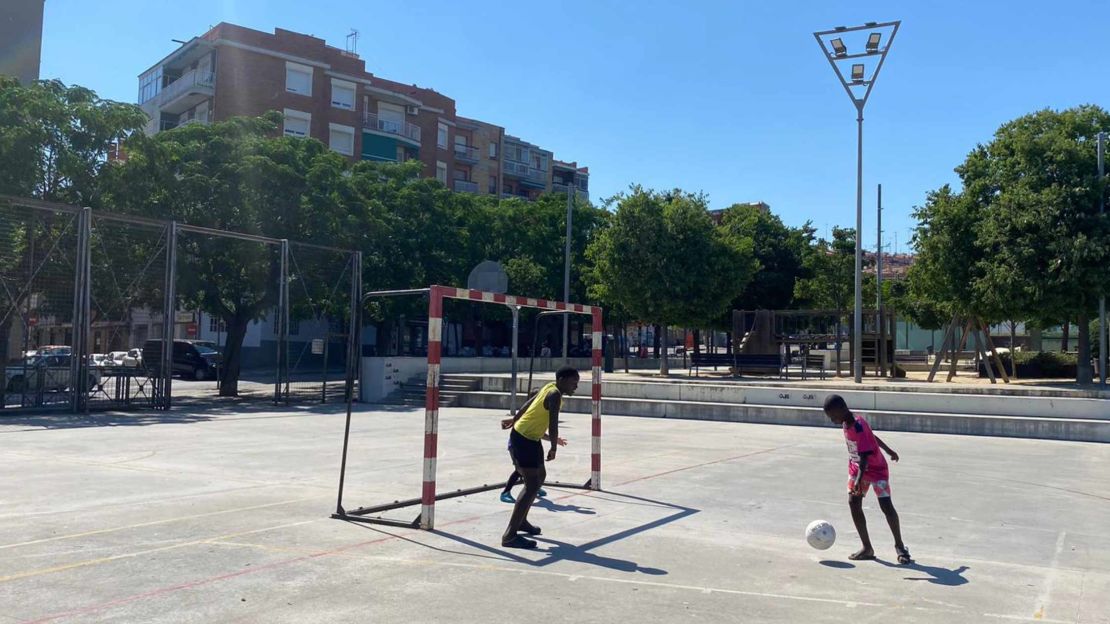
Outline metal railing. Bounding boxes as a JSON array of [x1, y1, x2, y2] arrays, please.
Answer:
[[552, 183, 589, 201], [453, 179, 479, 193], [502, 160, 547, 182], [453, 143, 479, 161], [156, 70, 215, 107], [363, 112, 422, 143]]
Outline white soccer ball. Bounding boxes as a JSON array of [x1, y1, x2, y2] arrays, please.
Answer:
[[806, 520, 836, 550]]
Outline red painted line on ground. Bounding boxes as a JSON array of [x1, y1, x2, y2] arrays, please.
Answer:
[[613, 445, 792, 488]]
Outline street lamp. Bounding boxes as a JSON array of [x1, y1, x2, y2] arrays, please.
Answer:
[[814, 20, 900, 383], [1098, 132, 1107, 386]]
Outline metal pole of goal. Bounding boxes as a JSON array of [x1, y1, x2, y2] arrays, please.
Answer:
[[1098, 131, 1107, 387]]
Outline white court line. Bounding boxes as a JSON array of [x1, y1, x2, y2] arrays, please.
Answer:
[[0, 496, 324, 550], [1031, 531, 1067, 621]]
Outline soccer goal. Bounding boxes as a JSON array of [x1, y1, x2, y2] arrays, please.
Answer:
[[333, 284, 603, 530]]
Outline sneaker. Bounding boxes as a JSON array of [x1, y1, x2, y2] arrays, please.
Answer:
[[538, 488, 548, 498], [499, 491, 515, 504]]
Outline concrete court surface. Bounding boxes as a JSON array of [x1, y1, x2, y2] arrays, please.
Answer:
[[1, 402, 1108, 623]]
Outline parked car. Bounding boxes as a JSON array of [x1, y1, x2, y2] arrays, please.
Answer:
[[23, 345, 71, 359], [89, 353, 112, 368], [142, 339, 222, 381], [4, 354, 101, 393], [107, 350, 141, 368]]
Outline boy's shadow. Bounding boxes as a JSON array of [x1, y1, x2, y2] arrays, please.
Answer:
[[533, 536, 667, 575], [534, 497, 596, 514], [878, 559, 970, 586]]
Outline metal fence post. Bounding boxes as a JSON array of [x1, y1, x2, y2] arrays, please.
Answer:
[[160, 221, 178, 410], [70, 207, 91, 413], [275, 239, 289, 404]]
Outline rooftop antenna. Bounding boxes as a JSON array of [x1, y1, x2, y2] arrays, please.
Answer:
[[345, 29, 359, 56]]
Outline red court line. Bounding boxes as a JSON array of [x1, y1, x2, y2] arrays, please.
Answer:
[[24, 445, 787, 623]]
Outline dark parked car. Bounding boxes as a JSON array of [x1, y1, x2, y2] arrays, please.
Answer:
[[142, 339, 222, 381]]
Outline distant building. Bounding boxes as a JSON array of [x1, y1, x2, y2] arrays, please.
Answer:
[[864, 251, 914, 280], [136, 23, 588, 201], [708, 202, 770, 224], [0, 0, 45, 85]]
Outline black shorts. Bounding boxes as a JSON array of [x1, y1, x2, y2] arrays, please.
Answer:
[[509, 429, 544, 469]]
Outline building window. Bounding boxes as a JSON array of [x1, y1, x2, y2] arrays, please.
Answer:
[[330, 79, 355, 110], [329, 123, 355, 156], [396, 146, 407, 162], [285, 62, 313, 96], [437, 122, 448, 148], [489, 175, 497, 194], [138, 66, 163, 104], [488, 142, 497, 159], [283, 109, 311, 138], [208, 316, 225, 333], [436, 161, 447, 184]]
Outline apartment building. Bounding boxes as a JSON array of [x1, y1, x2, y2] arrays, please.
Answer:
[[0, 0, 45, 85], [137, 23, 587, 201]]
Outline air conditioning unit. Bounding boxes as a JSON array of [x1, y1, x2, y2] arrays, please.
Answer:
[[406, 106, 419, 115]]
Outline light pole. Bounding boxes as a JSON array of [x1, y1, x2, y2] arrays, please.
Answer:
[[563, 184, 573, 362], [1099, 132, 1107, 386], [814, 21, 900, 383]]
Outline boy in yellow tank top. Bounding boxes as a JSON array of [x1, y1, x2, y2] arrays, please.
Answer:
[[498, 366, 580, 549]]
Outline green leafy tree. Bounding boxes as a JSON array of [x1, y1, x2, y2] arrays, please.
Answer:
[[587, 187, 756, 373], [968, 106, 1110, 383], [0, 78, 145, 360], [718, 203, 814, 310], [102, 113, 360, 395]]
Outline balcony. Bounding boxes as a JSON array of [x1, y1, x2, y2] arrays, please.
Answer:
[[154, 70, 215, 114], [502, 160, 547, 187], [160, 117, 209, 132], [453, 179, 480, 194], [552, 183, 589, 201], [453, 143, 479, 163], [363, 112, 421, 145]]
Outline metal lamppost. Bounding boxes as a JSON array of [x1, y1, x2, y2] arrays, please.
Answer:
[[814, 21, 900, 383], [1099, 132, 1107, 386]]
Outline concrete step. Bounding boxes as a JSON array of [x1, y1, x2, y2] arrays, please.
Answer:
[[472, 376, 1110, 421], [458, 391, 1110, 443]]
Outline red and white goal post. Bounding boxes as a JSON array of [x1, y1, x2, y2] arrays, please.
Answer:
[[333, 284, 603, 530]]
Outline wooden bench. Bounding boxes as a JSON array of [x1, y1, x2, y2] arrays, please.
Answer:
[[690, 352, 734, 377], [799, 353, 826, 380], [734, 353, 785, 378]]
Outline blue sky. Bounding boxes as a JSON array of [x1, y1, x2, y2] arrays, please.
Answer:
[[40, 0, 1110, 252]]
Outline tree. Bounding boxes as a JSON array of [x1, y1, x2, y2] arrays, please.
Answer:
[[587, 187, 757, 373], [102, 113, 359, 395], [902, 185, 993, 331], [967, 106, 1110, 383], [0, 78, 145, 361], [718, 203, 814, 311], [793, 227, 862, 314]]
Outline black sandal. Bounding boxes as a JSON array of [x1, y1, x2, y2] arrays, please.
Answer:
[[501, 535, 537, 550], [896, 546, 912, 565], [520, 521, 541, 536]]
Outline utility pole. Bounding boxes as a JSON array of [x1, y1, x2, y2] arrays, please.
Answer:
[[563, 185, 573, 362], [876, 184, 883, 376]]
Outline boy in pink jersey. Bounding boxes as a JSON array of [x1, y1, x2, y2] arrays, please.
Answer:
[[824, 394, 912, 564]]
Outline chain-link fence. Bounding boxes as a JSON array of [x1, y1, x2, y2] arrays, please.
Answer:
[[0, 196, 359, 414]]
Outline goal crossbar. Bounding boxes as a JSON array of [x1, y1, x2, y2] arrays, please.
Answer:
[[333, 284, 603, 530]]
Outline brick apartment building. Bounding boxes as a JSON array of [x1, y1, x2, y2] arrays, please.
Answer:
[[137, 23, 588, 201]]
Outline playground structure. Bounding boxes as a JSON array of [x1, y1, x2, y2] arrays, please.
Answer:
[[733, 308, 898, 377], [334, 284, 603, 530]]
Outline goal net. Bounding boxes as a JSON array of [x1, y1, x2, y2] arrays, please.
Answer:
[[333, 284, 603, 530]]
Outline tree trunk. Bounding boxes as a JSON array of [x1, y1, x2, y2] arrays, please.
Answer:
[[1009, 320, 1018, 380], [653, 324, 661, 359], [219, 315, 250, 397], [1061, 321, 1070, 352], [693, 329, 702, 355], [656, 324, 669, 375], [1077, 312, 1092, 385], [622, 318, 630, 373]]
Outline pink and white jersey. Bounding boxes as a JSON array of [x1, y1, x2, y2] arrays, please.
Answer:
[[843, 414, 889, 482]]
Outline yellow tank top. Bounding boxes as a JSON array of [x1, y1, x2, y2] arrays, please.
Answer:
[[514, 382, 561, 441]]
